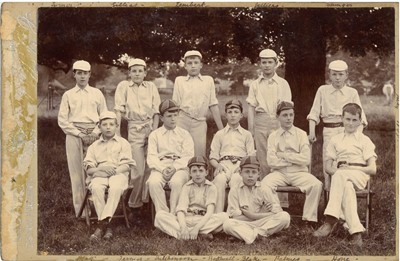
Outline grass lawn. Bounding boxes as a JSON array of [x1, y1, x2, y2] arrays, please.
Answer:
[[37, 94, 397, 258]]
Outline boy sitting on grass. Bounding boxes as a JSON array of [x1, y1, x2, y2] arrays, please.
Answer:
[[223, 156, 290, 244], [83, 111, 136, 241], [154, 156, 229, 240], [313, 103, 377, 248]]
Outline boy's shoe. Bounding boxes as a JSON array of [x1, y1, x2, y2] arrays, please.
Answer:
[[313, 222, 337, 237], [350, 232, 363, 247], [198, 233, 214, 241], [103, 227, 113, 240], [90, 228, 103, 242]]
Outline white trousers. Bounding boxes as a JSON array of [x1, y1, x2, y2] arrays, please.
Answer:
[[223, 212, 290, 244], [261, 171, 323, 222], [127, 123, 152, 208], [147, 169, 189, 214], [177, 113, 207, 156], [154, 210, 229, 239], [89, 174, 128, 221], [212, 160, 242, 213], [322, 127, 344, 190], [254, 113, 288, 207], [66, 134, 90, 217], [324, 169, 369, 234]]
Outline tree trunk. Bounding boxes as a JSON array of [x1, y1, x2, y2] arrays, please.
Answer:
[[283, 9, 328, 131]]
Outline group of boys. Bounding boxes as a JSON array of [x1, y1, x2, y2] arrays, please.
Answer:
[[58, 48, 377, 247]]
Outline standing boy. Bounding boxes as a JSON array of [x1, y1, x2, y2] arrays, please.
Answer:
[[307, 60, 367, 191], [147, 99, 194, 215], [172, 50, 224, 156], [83, 111, 135, 241], [313, 103, 377, 247], [261, 101, 322, 223], [155, 156, 229, 240], [223, 156, 290, 244], [58, 60, 107, 217], [114, 58, 161, 222], [210, 99, 256, 213]]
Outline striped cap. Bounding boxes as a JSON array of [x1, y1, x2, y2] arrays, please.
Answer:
[[225, 99, 243, 112], [259, 49, 277, 59], [276, 101, 294, 115], [187, 156, 208, 168], [159, 99, 179, 115], [239, 156, 260, 169]]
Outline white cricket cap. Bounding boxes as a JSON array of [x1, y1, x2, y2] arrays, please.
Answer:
[[128, 58, 146, 68], [99, 111, 117, 121], [184, 50, 202, 59], [259, 49, 278, 59], [329, 60, 348, 71], [73, 60, 91, 71]]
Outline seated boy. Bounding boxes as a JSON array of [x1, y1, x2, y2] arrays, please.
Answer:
[[83, 111, 136, 241], [261, 101, 322, 223], [210, 99, 256, 213], [313, 103, 377, 247], [223, 156, 290, 244], [155, 156, 229, 240], [147, 99, 194, 215]]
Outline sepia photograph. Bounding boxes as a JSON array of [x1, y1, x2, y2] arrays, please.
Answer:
[[1, 2, 398, 260]]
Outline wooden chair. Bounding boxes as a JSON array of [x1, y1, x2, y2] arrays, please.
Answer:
[[324, 175, 374, 233], [77, 174, 132, 228], [273, 144, 317, 219]]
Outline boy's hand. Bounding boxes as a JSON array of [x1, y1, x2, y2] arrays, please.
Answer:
[[214, 164, 228, 176], [92, 171, 110, 178], [308, 133, 317, 143], [189, 227, 199, 240], [98, 166, 116, 176], [162, 167, 176, 181], [260, 201, 273, 212], [88, 132, 99, 144], [178, 226, 190, 240]]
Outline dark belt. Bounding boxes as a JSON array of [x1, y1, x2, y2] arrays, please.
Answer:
[[75, 126, 94, 135], [187, 209, 206, 216], [160, 155, 181, 161], [323, 122, 343, 128], [337, 161, 367, 168], [220, 156, 242, 164]]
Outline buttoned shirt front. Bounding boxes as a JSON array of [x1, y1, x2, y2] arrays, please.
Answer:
[[114, 80, 161, 124], [227, 181, 282, 217], [209, 124, 255, 161], [83, 135, 136, 172], [307, 84, 368, 125], [246, 73, 292, 116], [172, 74, 219, 121], [326, 130, 377, 165], [176, 180, 217, 214], [267, 126, 310, 174], [147, 126, 194, 172], [58, 85, 107, 136]]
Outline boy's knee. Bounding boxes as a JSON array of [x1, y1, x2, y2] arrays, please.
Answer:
[[213, 174, 227, 187], [223, 219, 235, 231], [278, 211, 291, 225]]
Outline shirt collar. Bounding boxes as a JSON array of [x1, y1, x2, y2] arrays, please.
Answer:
[[185, 73, 203, 81], [328, 84, 348, 94], [277, 126, 294, 136], [129, 81, 147, 88], [239, 180, 261, 188], [99, 134, 118, 142], [258, 73, 278, 84], [186, 179, 213, 187], [160, 125, 177, 135], [74, 85, 90, 92], [343, 129, 362, 141], [224, 124, 244, 135]]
